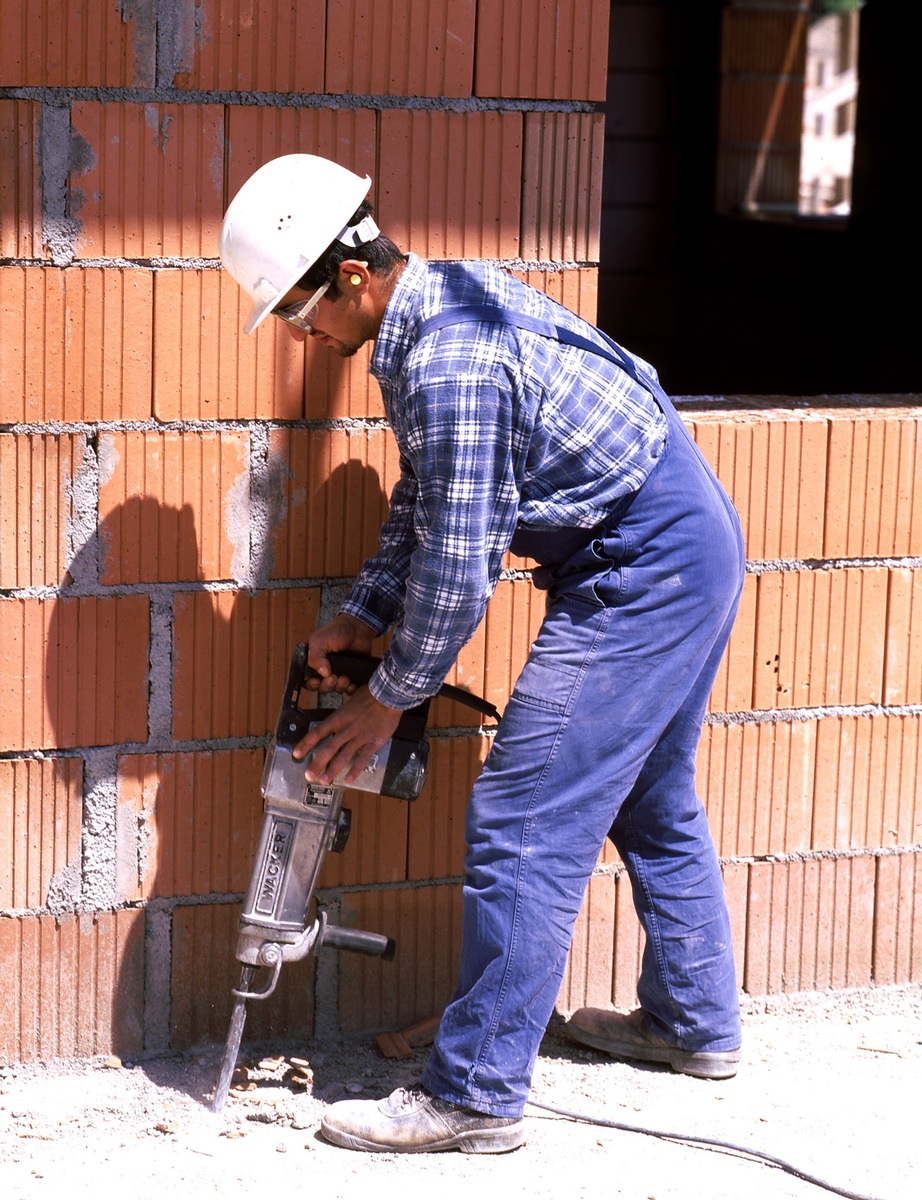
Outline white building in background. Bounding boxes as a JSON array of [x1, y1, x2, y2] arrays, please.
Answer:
[[800, 9, 860, 215]]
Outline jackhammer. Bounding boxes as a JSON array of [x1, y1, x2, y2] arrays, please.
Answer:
[[210, 643, 498, 1112]]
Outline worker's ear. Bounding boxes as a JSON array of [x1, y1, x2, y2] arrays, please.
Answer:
[[340, 260, 370, 293]]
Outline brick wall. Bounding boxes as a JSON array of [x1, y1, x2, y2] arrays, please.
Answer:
[[1, 3, 920, 1066]]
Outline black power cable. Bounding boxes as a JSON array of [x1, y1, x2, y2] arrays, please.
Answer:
[[527, 1099, 887, 1200]]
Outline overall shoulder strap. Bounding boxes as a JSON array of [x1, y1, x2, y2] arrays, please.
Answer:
[[416, 304, 644, 385]]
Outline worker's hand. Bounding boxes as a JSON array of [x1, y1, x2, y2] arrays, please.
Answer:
[[292, 685, 403, 786], [306, 613, 378, 695]]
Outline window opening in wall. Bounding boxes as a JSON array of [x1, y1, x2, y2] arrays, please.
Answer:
[[716, 0, 862, 221]]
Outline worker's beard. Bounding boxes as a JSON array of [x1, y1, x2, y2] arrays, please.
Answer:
[[312, 330, 363, 358]]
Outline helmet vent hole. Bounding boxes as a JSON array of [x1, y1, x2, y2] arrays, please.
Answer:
[[277, 214, 293, 231]]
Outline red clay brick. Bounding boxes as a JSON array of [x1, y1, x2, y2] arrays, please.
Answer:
[[172, 0, 325, 93], [880, 413, 922, 556], [873, 852, 922, 985], [825, 410, 922, 558], [813, 714, 922, 852], [153, 269, 306, 422], [0, 595, 149, 751], [225, 106, 377, 203], [787, 860, 823, 994], [689, 412, 827, 561], [475, 0, 611, 101], [0, 0, 153, 87], [175, 297, 356, 426], [69, 103, 224, 259], [170, 903, 315, 1050], [0, 102, 42, 258], [833, 568, 888, 705], [326, 0, 475, 98], [0, 910, 144, 1065], [303, 340, 385, 420], [771, 417, 829, 557], [753, 568, 887, 711], [722, 860, 749, 989], [521, 112, 605, 263], [756, 860, 790, 995], [97, 431, 249, 585], [884, 568, 922, 705], [742, 861, 772, 995], [743, 856, 876, 995], [316, 786, 409, 891], [268, 427, 397, 581], [337, 884, 461, 1034], [757, 858, 828, 995], [697, 719, 816, 858], [0, 268, 153, 423], [378, 110, 523, 260], [834, 854, 876, 989], [172, 588, 320, 740], [825, 416, 868, 557], [117, 750, 265, 902], [0, 757, 82, 910], [0, 433, 87, 589], [753, 572, 808, 710]]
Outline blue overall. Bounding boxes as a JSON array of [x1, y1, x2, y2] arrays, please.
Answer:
[[415, 306, 746, 1118]]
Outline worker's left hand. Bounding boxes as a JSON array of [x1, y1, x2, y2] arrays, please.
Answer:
[[306, 613, 378, 695], [292, 684, 402, 786]]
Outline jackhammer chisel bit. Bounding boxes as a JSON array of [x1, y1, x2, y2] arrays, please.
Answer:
[[210, 644, 498, 1113]]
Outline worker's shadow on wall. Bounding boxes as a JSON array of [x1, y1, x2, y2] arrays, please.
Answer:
[[45, 456, 393, 1073], [46, 495, 263, 1064], [44, 497, 208, 1060]]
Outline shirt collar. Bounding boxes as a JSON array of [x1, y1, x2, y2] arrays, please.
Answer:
[[370, 253, 429, 384]]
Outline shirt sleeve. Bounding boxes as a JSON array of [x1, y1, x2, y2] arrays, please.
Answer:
[[339, 463, 419, 637], [344, 351, 523, 709]]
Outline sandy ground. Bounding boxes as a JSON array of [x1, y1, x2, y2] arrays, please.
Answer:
[[1, 985, 919, 1200]]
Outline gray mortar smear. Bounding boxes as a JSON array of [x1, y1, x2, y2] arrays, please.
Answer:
[[119, 0, 158, 88], [143, 904, 173, 1051], [63, 437, 102, 588], [45, 856, 83, 915], [144, 104, 173, 151], [40, 105, 95, 265], [81, 749, 121, 911], [133, 790, 155, 889], [230, 431, 289, 592], [225, 465, 254, 590], [153, 0, 198, 90], [319, 582, 356, 627], [147, 595, 174, 745]]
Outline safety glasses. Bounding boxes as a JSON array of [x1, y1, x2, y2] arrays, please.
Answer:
[[273, 278, 333, 331]]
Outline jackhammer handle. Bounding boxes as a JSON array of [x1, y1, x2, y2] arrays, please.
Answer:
[[321, 923, 396, 961]]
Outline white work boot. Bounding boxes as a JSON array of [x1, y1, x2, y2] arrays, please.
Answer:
[[319, 1084, 526, 1153]]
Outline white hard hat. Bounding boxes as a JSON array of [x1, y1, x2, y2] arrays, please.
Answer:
[[219, 154, 374, 333]]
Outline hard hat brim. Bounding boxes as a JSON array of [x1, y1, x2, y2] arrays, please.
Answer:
[[242, 268, 309, 334], [219, 154, 373, 335]]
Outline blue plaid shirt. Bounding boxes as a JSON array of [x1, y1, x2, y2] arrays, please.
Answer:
[[341, 255, 668, 709]]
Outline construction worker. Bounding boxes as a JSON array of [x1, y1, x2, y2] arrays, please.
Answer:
[[220, 154, 745, 1153]]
